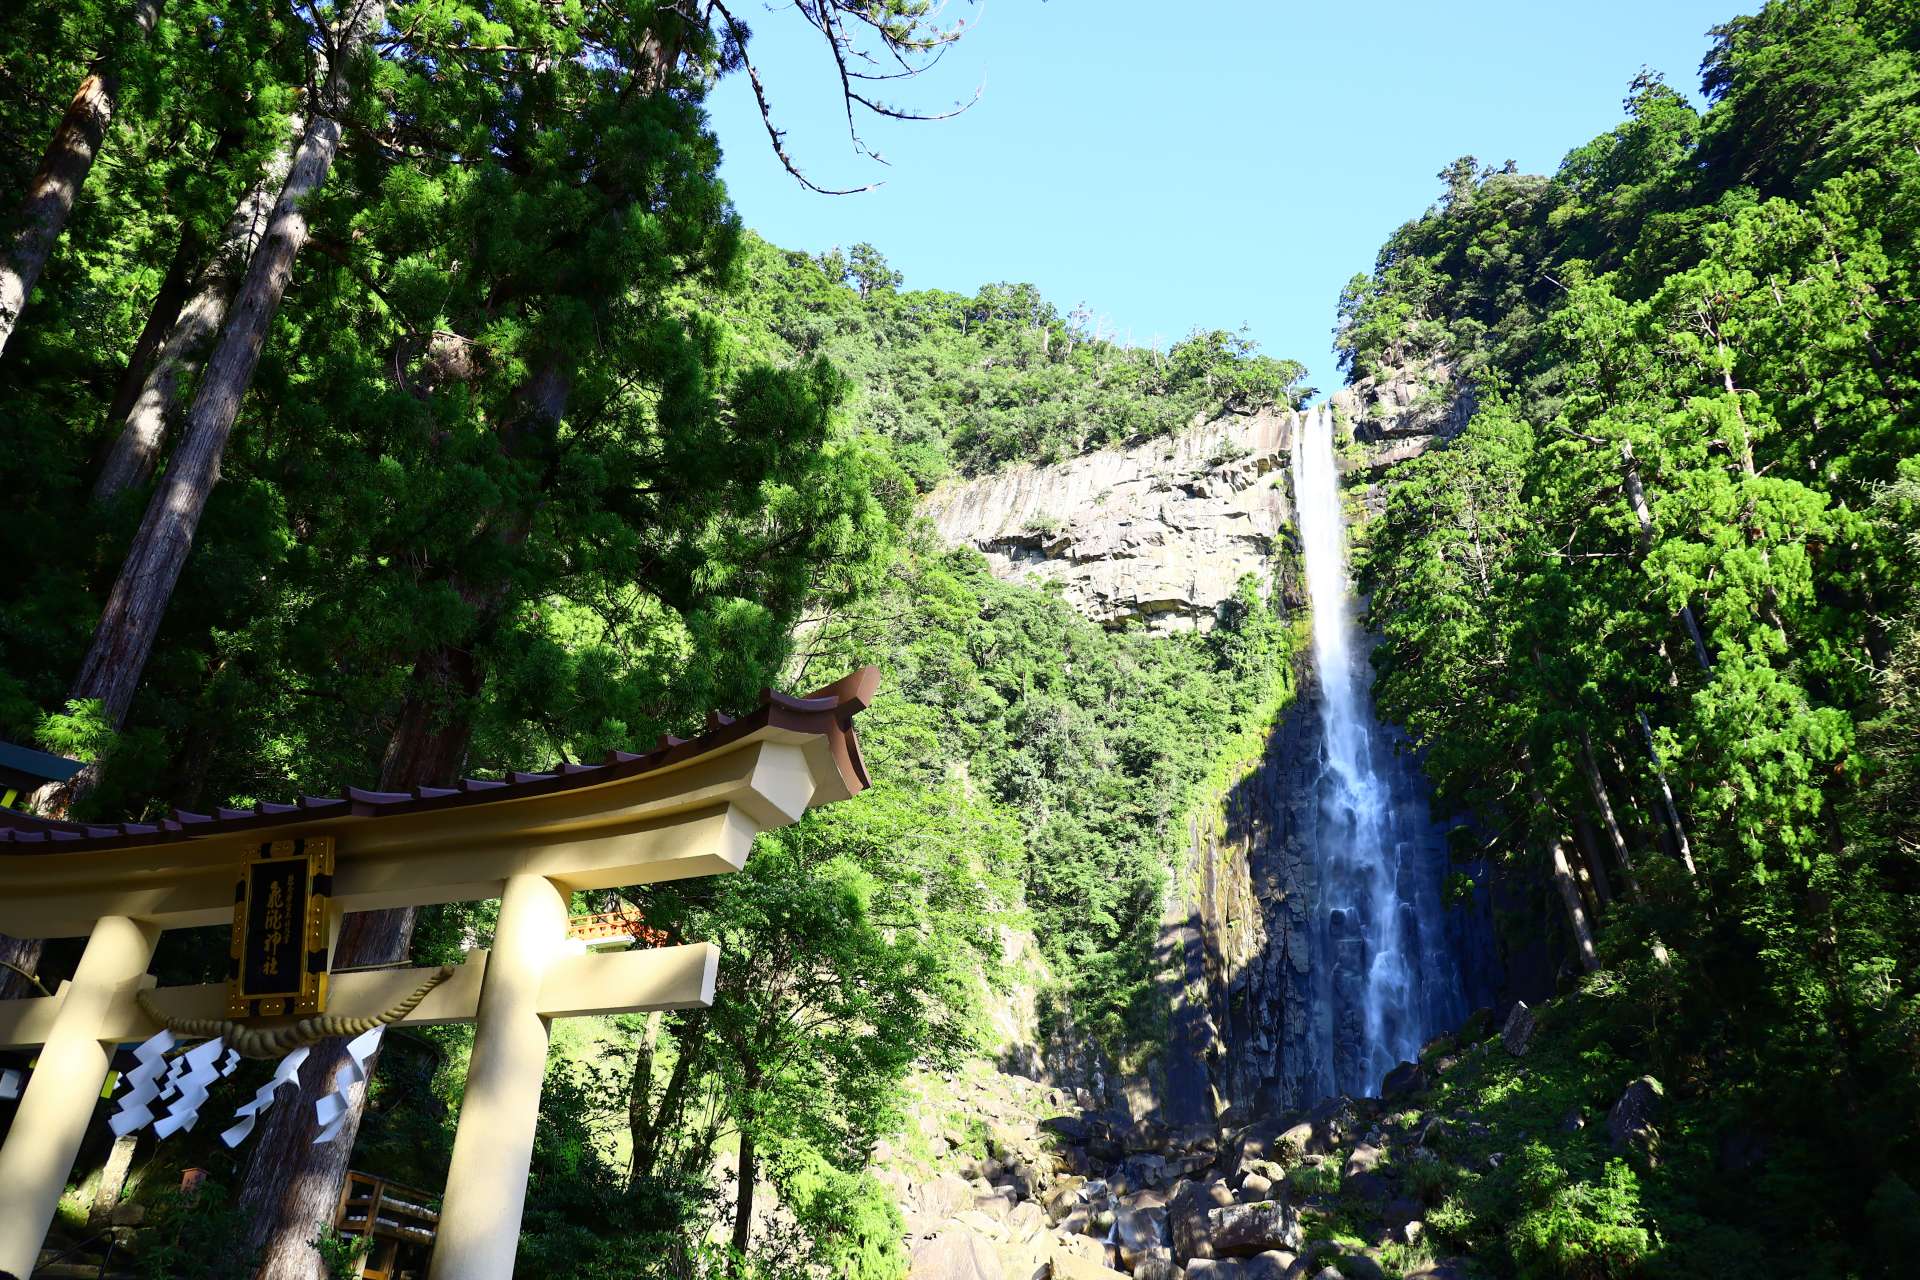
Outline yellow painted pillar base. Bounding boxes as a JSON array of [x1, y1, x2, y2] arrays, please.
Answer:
[[428, 874, 567, 1280], [0, 914, 158, 1276]]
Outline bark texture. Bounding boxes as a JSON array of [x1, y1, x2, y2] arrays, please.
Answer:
[[0, 933, 46, 1000], [93, 115, 303, 503], [1579, 737, 1644, 902], [237, 905, 415, 1280], [1547, 824, 1601, 973], [70, 12, 374, 731], [102, 227, 201, 432], [0, 0, 163, 361], [1637, 709, 1700, 879]]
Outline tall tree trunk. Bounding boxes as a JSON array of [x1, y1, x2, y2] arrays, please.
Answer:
[[1571, 816, 1614, 911], [731, 1060, 761, 1263], [0, 933, 45, 1000], [236, 905, 416, 1280], [625, 1011, 663, 1182], [101, 226, 201, 432], [1636, 709, 1699, 879], [632, 1013, 704, 1191], [0, 0, 164, 361], [239, 664, 476, 1279], [1621, 442, 1711, 671], [93, 115, 303, 502], [1535, 792, 1600, 974], [67, 8, 379, 735], [1578, 735, 1644, 902], [88, 1133, 141, 1225]]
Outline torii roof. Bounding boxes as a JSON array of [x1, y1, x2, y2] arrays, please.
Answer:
[[0, 668, 877, 854]]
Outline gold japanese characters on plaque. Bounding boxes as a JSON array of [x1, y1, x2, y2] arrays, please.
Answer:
[[226, 836, 334, 1018]]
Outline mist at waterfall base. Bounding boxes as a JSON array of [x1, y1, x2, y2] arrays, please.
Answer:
[[1290, 406, 1479, 1102]]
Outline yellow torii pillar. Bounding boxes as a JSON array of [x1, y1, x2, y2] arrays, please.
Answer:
[[0, 669, 877, 1280]]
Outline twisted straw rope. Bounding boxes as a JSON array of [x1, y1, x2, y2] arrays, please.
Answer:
[[135, 964, 457, 1058]]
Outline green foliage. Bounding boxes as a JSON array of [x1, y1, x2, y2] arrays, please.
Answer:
[[711, 236, 1312, 484], [762, 1141, 909, 1280], [1507, 1152, 1650, 1280], [309, 1225, 373, 1280], [132, 1185, 257, 1280], [1345, 3, 1920, 1273], [787, 546, 1295, 1044]]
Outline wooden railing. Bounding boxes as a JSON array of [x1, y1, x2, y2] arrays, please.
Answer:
[[333, 1171, 439, 1280]]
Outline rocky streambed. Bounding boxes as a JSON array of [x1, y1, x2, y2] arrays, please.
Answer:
[[893, 998, 1662, 1280]]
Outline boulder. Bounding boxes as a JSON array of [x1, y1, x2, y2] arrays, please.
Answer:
[[1334, 1253, 1388, 1280], [911, 1232, 1005, 1280], [1343, 1171, 1390, 1206], [1054, 1235, 1108, 1265], [1383, 1197, 1421, 1230], [1242, 1250, 1293, 1280], [1045, 1179, 1087, 1223], [1501, 1001, 1537, 1057], [1132, 1261, 1184, 1280], [1379, 1061, 1428, 1102], [921, 1172, 979, 1220], [1239, 1173, 1273, 1202], [1608, 1076, 1664, 1156], [1050, 1249, 1121, 1279], [1273, 1122, 1314, 1161], [1240, 1158, 1287, 1186], [1204, 1201, 1302, 1257], [1121, 1245, 1174, 1273], [1404, 1261, 1475, 1280], [1342, 1144, 1383, 1180], [1167, 1180, 1216, 1263], [1116, 1204, 1169, 1252], [1007, 1202, 1050, 1241], [1183, 1261, 1248, 1277]]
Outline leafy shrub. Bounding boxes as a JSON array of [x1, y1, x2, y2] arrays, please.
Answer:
[[1507, 1159, 1650, 1279], [133, 1183, 256, 1280]]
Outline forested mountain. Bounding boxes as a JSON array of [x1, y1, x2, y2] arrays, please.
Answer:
[[0, 0, 1915, 1278], [1334, 0, 1920, 1272], [0, 4, 1305, 1275]]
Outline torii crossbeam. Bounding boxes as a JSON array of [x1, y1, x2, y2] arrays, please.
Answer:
[[0, 669, 878, 1280]]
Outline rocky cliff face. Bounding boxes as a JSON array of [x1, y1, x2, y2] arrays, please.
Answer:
[[921, 409, 1296, 634], [900, 365, 1496, 1279], [1165, 660, 1503, 1132], [918, 362, 1469, 638], [1331, 358, 1474, 480]]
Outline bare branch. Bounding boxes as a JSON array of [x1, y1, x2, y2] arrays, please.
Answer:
[[710, 0, 882, 195]]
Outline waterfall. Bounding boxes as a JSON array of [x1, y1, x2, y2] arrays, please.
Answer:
[[1290, 404, 1467, 1100]]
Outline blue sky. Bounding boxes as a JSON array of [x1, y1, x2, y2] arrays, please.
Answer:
[[704, 0, 1738, 391]]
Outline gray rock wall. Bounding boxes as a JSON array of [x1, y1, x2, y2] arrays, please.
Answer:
[[921, 362, 1488, 1122], [920, 409, 1296, 633]]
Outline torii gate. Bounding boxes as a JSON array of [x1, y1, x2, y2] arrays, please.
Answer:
[[0, 669, 878, 1279]]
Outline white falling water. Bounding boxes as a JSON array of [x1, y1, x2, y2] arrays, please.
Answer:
[[1290, 404, 1466, 1099]]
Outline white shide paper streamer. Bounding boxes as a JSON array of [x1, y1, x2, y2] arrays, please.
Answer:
[[107, 1028, 177, 1138], [220, 1046, 311, 1148], [313, 1024, 384, 1144], [153, 1036, 229, 1139]]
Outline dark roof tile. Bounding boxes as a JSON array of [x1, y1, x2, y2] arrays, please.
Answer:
[[0, 668, 876, 855]]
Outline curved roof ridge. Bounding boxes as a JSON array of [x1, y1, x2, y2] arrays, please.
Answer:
[[0, 668, 878, 854]]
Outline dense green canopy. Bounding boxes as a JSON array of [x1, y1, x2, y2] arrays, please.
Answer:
[[1345, 0, 1920, 1271]]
